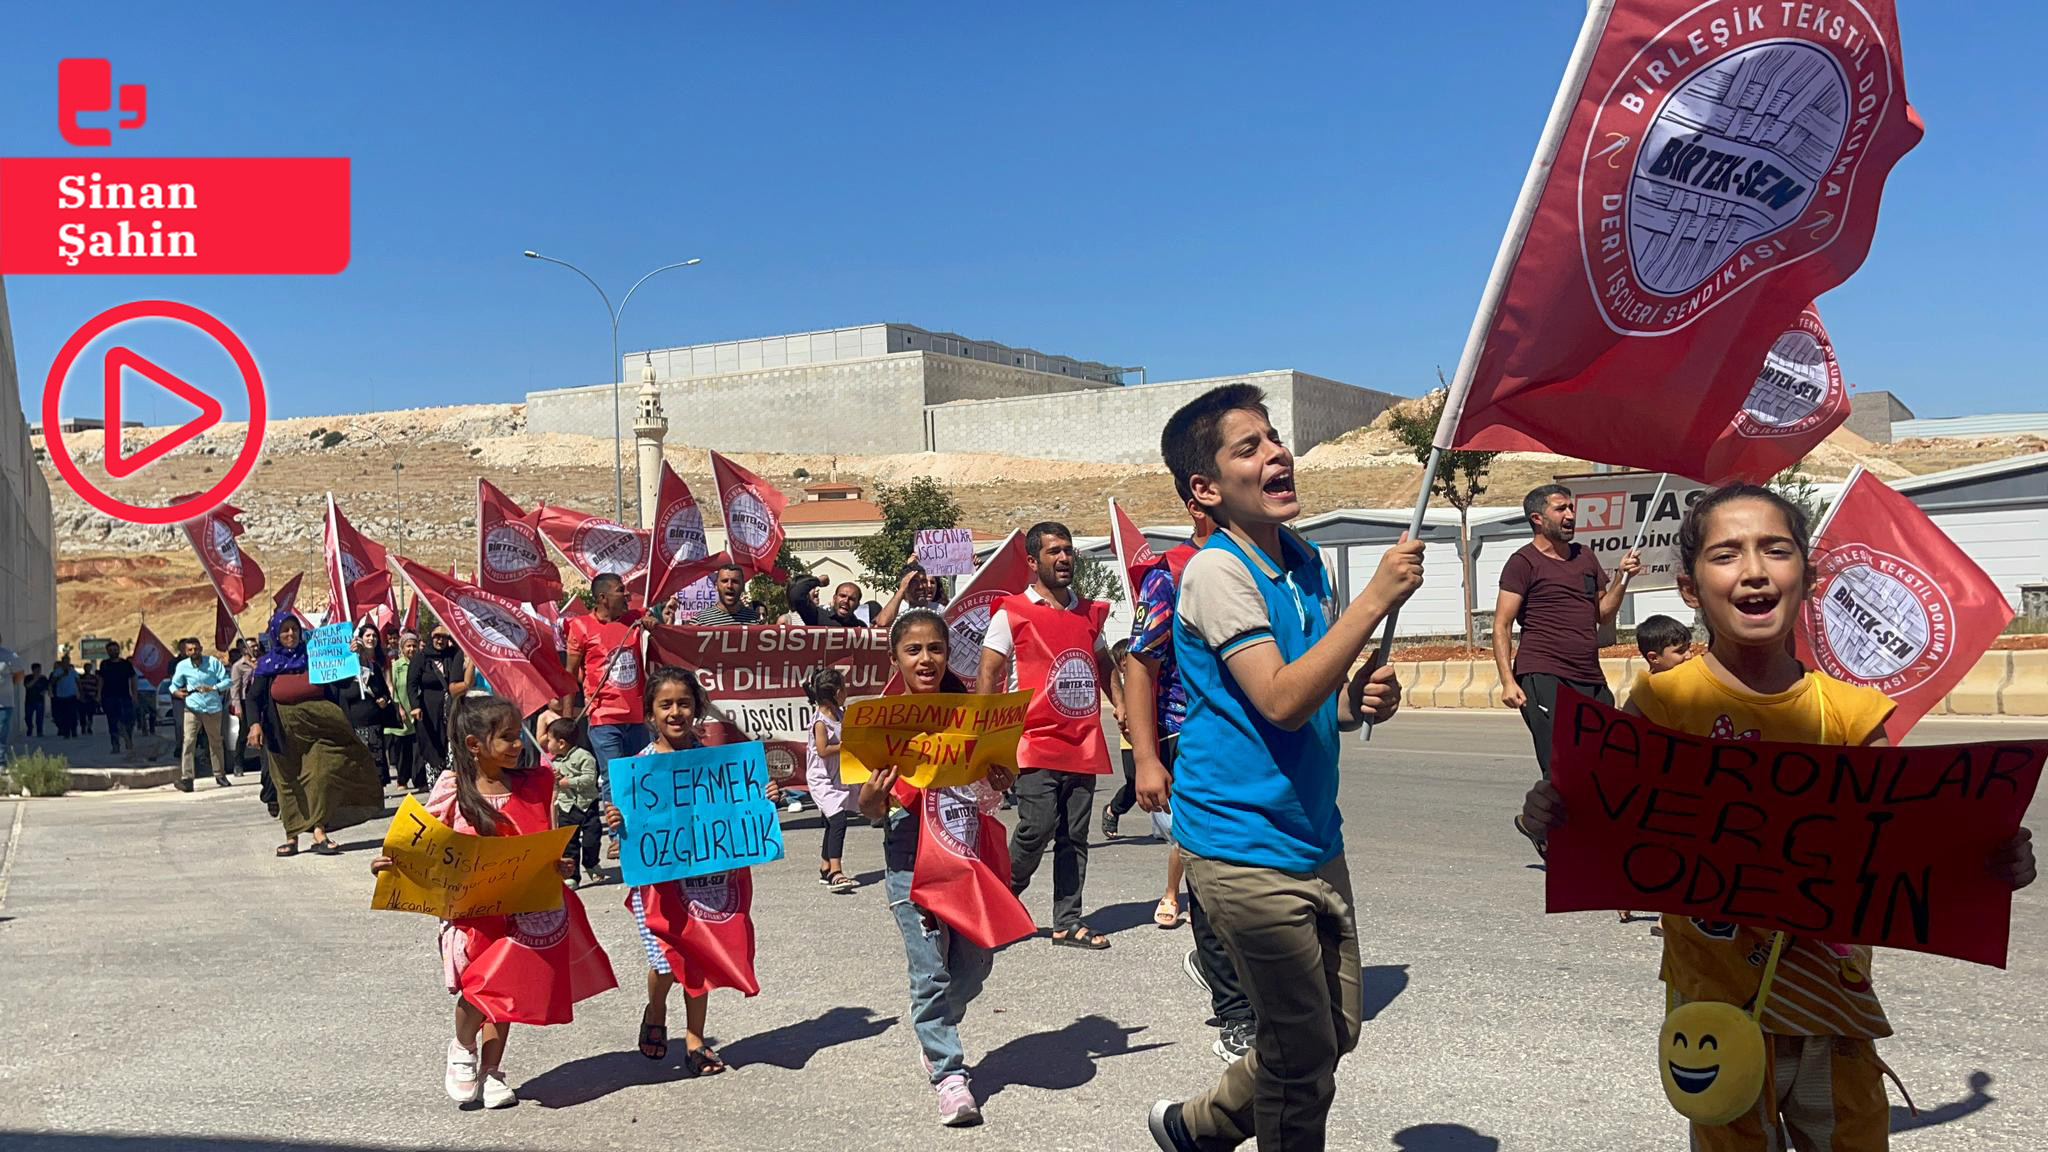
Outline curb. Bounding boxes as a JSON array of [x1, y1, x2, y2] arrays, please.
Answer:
[[63, 765, 181, 792]]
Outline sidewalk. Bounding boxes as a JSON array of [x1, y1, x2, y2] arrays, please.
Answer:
[[7, 725, 190, 791]]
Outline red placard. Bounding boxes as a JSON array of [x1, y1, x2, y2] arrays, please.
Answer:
[[0, 157, 349, 274], [1545, 690, 2044, 967]]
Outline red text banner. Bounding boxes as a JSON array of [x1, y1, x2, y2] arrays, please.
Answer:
[[0, 157, 350, 274], [1546, 691, 2044, 967]]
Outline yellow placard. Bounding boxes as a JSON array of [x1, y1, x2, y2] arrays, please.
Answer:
[[839, 690, 1031, 790], [369, 794, 575, 919]]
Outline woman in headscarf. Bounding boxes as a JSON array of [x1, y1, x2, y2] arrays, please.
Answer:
[[408, 624, 470, 782], [247, 611, 385, 857], [336, 622, 395, 785]]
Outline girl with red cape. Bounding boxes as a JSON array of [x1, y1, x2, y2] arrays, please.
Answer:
[[371, 695, 616, 1109], [859, 609, 1035, 1128]]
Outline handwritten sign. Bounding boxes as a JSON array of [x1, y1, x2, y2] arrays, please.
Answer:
[[607, 741, 785, 887], [306, 620, 361, 685], [1546, 690, 2046, 967], [914, 528, 976, 577], [839, 691, 1030, 789], [370, 795, 574, 919]]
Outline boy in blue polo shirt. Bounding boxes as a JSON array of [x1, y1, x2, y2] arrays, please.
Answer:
[[1146, 384, 1424, 1152]]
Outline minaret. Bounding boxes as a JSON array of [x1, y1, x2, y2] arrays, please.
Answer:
[[633, 354, 668, 528]]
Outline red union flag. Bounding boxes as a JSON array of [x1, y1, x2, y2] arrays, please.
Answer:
[[394, 559, 577, 718], [938, 530, 1032, 690], [214, 596, 237, 655], [477, 480, 564, 606], [1448, 1, 1920, 473], [1798, 470, 2015, 743], [1696, 303, 1850, 483], [324, 494, 393, 622], [179, 499, 265, 613], [646, 463, 730, 605], [132, 622, 172, 684], [709, 452, 788, 581], [535, 504, 650, 597], [1108, 499, 1157, 607]]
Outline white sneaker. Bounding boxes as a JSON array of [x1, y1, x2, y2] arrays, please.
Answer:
[[480, 1068, 517, 1109], [935, 1074, 982, 1127], [444, 1039, 480, 1103]]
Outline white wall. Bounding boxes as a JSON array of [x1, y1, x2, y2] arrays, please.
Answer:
[[1926, 506, 2045, 613]]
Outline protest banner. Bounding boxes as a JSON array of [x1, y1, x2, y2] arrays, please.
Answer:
[[370, 795, 574, 919], [839, 690, 1031, 789], [1554, 470, 1708, 592], [1545, 690, 2045, 967], [645, 622, 894, 783], [306, 619, 361, 684], [914, 528, 977, 577], [607, 742, 785, 886], [1799, 468, 2017, 743]]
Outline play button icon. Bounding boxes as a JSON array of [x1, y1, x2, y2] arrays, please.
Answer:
[[41, 299, 268, 526], [101, 346, 225, 478]]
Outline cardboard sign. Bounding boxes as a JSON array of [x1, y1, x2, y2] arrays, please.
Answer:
[[370, 795, 574, 919], [306, 620, 362, 685], [1554, 470, 1710, 592], [915, 528, 977, 577], [839, 691, 1031, 789], [607, 742, 786, 886], [643, 623, 894, 784], [1546, 691, 2045, 967]]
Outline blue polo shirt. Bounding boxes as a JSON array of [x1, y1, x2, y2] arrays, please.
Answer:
[[1170, 526, 1342, 872]]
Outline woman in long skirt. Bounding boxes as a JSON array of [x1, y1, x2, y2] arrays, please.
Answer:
[[247, 611, 385, 857]]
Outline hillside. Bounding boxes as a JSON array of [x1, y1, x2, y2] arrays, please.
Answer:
[[38, 400, 2044, 650]]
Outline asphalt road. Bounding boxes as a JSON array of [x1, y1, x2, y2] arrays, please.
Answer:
[[2, 711, 2044, 1152]]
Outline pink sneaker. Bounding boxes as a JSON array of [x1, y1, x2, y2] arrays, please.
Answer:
[[935, 1074, 982, 1127]]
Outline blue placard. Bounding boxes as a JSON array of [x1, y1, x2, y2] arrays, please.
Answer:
[[607, 742, 785, 886], [306, 621, 362, 685]]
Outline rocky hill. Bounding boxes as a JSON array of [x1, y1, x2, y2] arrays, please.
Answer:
[[38, 399, 2043, 651]]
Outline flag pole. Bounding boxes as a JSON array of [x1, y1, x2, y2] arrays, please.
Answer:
[[1108, 497, 1138, 608], [1363, 0, 1616, 738], [1810, 465, 1864, 545], [1618, 472, 1671, 586]]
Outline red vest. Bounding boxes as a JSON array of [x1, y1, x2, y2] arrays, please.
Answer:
[[995, 592, 1111, 775], [631, 870, 759, 997], [892, 780, 1035, 950]]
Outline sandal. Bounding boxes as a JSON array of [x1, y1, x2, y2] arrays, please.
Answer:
[[638, 1016, 669, 1061], [685, 1045, 727, 1077], [312, 840, 342, 856], [275, 843, 298, 858], [1051, 926, 1111, 950], [825, 870, 858, 894], [1154, 898, 1182, 929]]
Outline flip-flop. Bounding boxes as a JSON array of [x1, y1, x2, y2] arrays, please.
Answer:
[[1154, 899, 1182, 929], [685, 1045, 727, 1077], [1051, 926, 1111, 950], [312, 841, 342, 856], [638, 1021, 669, 1061], [274, 843, 298, 858]]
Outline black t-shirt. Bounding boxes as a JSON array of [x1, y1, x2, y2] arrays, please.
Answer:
[[98, 659, 136, 703], [1501, 541, 1608, 684]]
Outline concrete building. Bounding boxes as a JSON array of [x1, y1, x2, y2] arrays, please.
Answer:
[[0, 277, 60, 737], [1846, 390, 1914, 444], [525, 322, 1402, 464]]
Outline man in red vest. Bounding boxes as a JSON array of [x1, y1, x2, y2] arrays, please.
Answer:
[[978, 521, 1117, 951]]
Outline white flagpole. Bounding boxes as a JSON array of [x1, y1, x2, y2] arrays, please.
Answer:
[[1618, 472, 1670, 585], [1362, 0, 1617, 740], [325, 492, 353, 625], [1810, 465, 1864, 544]]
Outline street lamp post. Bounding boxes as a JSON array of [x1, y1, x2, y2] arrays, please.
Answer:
[[523, 251, 701, 525]]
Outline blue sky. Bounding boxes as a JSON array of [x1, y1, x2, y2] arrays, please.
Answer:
[[6, 2, 2041, 425]]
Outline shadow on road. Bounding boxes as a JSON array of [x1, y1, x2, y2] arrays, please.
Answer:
[[0, 1136, 485, 1152], [1082, 898, 1172, 936], [974, 1013, 1171, 1100], [1892, 1070, 1995, 1132], [717, 1004, 899, 1069], [1392, 1123, 1500, 1150], [516, 1046, 698, 1108], [1361, 964, 1410, 1022]]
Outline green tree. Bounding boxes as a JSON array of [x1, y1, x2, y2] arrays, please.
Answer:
[[853, 476, 964, 587], [1072, 553, 1123, 605], [1386, 374, 1499, 650], [1769, 466, 1823, 528]]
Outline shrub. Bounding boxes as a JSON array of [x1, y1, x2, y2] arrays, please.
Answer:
[[319, 430, 346, 449], [8, 749, 72, 797]]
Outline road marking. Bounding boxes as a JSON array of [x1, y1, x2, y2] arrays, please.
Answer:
[[0, 800, 23, 912]]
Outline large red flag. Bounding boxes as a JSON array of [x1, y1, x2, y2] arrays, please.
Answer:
[[272, 571, 315, 630], [394, 559, 577, 718], [1447, 1, 1920, 474], [1798, 470, 2015, 743], [535, 504, 650, 597], [131, 623, 173, 684], [897, 781, 1035, 950], [459, 887, 618, 1026], [323, 494, 393, 622], [1696, 304, 1850, 484], [179, 500, 265, 613], [1108, 499, 1158, 608], [938, 530, 1032, 690], [402, 593, 420, 636], [632, 871, 760, 997], [477, 480, 565, 605], [214, 597, 237, 655], [709, 452, 788, 581], [645, 462, 732, 605]]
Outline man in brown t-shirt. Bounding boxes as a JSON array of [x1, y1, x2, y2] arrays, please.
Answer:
[[1493, 485, 1637, 816]]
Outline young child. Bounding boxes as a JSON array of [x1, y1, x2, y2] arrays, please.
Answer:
[[1521, 484, 2036, 1151], [859, 608, 1020, 1128], [602, 667, 756, 1077], [1636, 613, 1693, 674], [543, 718, 602, 888], [805, 667, 859, 893], [371, 695, 615, 1109]]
